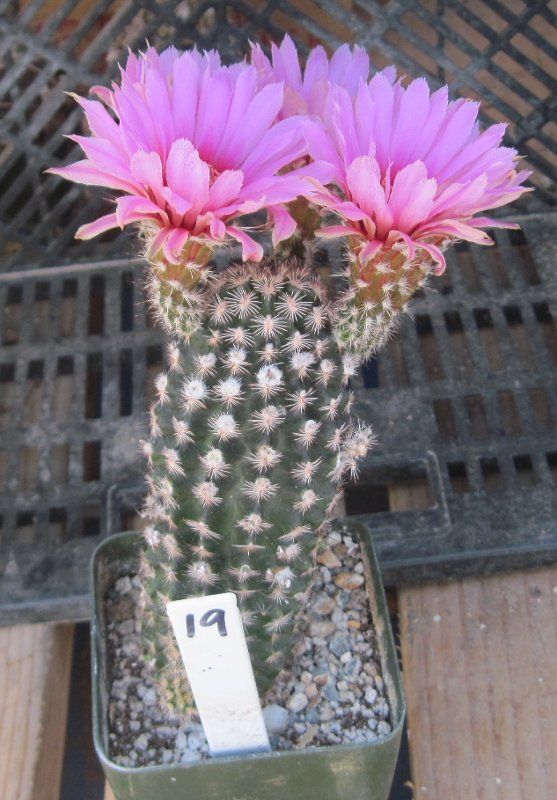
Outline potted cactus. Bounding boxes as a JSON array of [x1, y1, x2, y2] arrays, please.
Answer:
[[50, 36, 529, 800]]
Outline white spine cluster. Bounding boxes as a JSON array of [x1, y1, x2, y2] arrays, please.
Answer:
[[141, 262, 375, 711]]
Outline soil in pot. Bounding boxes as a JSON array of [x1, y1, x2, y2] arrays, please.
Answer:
[[105, 529, 393, 767]]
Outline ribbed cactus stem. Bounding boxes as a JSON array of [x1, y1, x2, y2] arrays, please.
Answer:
[[333, 237, 441, 359], [139, 259, 373, 715]]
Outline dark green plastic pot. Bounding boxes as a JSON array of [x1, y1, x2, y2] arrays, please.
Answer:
[[91, 519, 406, 800]]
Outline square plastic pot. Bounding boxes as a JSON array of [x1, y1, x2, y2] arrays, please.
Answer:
[[91, 519, 406, 800]]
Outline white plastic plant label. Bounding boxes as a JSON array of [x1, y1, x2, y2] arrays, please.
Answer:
[[166, 592, 271, 757]]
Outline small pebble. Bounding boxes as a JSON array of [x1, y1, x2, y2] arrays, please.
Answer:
[[314, 596, 335, 616], [310, 620, 336, 638], [134, 734, 149, 752], [263, 704, 290, 735], [365, 687, 378, 705], [316, 549, 342, 568], [175, 732, 188, 750], [287, 693, 309, 713], [188, 733, 203, 750], [118, 619, 135, 636], [340, 651, 352, 664], [306, 683, 318, 700], [330, 634, 351, 658], [180, 751, 201, 763], [377, 721, 392, 736], [143, 688, 157, 707], [334, 573, 365, 590], [297, 725, 318, 746], [115, 576, 132, 595]]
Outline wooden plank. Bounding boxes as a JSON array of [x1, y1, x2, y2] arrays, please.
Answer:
[[0, 623, 74, 800], [399, 567, 557, 800]]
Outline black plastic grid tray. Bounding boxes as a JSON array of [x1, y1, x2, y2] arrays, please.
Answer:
[[1, 212, 556, 623], [1, 0, 556, 272]]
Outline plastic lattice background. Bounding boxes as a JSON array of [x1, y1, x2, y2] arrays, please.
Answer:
[[0, 0, 556, 271], [1, 217, 557, 622], [1, 1, 557, 623]]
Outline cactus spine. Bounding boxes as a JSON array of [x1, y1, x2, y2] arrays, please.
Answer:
[[139, 256, 373, 713]]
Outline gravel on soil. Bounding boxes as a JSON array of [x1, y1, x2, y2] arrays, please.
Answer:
[[105, 530, 392, 767]]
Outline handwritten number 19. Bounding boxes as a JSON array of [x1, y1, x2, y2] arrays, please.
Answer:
[[186, 608, 228, 638]]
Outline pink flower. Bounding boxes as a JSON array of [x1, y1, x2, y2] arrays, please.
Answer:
[[48, 46, 314, 263], [250, 35, 371, 119], [304, 74, 531, 272]]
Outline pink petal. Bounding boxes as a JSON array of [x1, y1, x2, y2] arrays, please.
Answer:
[[250, 42, 272, 77], [290, 159, 336, 186], [431, 175, 488, 219], [210, 218, 226, 239], [89, 85, 115, 110], [389, 78, 431, 172], [145, 66, 174, 158], [130, 151, 165, 206], [195, 72, 233, 161], [359, 240, 383, 262], [207, 170, 244, 211], [419, 218, 494, 245], [367, 73, 395, 172], [162, 228, 190, 263], [346, 156, 393, 235], [47, 160, 139, 195], [75, 213, 119, 239], [240, 117, 305, 180], [227, 227, 264, 261], [116, 195, 168, 227], [272, 35, 302, 89], [165, 139, 197, 198], [354, 82, 376, 156], [303, 46, 329, 92], [146, 227, 171, 260], [69, 94, 121, 147], [282, 86, 309, 116], [161, 187, 192, 219], [467, 216, 519, 230], [236, 173, 307, 208], [166, 141, 210, 218], [211, 67, 258, 168], [302, 119, 344, 185], [172, 53, 200, 142], [112, 84, 159, 154], [317, 224, 358, 238], [380, 66, 397, 84], [269, 205, 297, 245], [329, 44, 369, 95], [388, 161, 437, 233], [415, 240, 446, 274], [231, 82, 285, 167], [423, 99, 479, 176], [436, 123, 506, 184], [405, 85, 448, 163], [329, 86, 360, 166], [67, 134, 130, 174]]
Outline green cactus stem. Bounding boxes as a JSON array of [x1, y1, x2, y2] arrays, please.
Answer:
[[139, 259, 373, 714]]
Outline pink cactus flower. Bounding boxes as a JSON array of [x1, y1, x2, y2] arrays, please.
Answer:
[[250, 34, 371, 119], [48, 46, 317, 263], [304, 74, 531, 272]]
